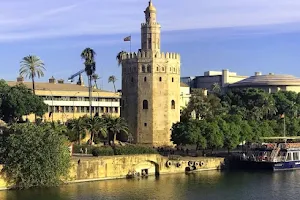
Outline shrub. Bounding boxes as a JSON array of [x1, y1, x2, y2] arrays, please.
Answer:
[[92, 148, 101, 156], [114, 145, 158, 155], [92, 146, 114, 156], [0, 123, 71, 189]]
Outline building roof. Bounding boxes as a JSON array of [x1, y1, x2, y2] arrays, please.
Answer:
[[6, 81, 120, 98], [7, 81, 107, 92], [180, 82, 189, 87], [229, 74, 300, 87]]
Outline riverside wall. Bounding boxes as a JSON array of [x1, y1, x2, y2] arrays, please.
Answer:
[[0, 154, 224, 190]]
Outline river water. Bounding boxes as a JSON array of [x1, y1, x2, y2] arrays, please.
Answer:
[[1, 170, 300, 200]]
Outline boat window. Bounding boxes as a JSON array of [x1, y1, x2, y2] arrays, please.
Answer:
[[293, 152, 299, 161], [287, 152, 292, 161]]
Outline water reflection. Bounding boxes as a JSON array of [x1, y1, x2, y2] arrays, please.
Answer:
[[2, 170, 300, 200]]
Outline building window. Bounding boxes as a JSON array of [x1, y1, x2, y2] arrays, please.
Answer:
[[162, 67, 164, 71], [143, 100, 148, 109], [157, 67, 159, 71], [171, 100, 175, 109], [147, 65, 151, 73], [159, 77, 162, 82], [142, 65, 146, 72], [172, 77, 174, 82], [148, 38, 151, 49], [131, 77, 134, 82], [144, 123, 147, 127], [144, 77, 147, 82]]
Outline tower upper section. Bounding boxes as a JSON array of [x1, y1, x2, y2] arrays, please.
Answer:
[[141, 0, 161, 52]]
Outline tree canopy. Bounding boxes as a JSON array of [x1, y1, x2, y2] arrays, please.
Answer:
[[0, 123, 71, 189], [173, 88, 300, 151], [0, 80, 47, 123]]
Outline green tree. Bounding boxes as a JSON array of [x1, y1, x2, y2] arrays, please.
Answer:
[[85, 117, 107, 144], [19, 55, 45, 95], [0, 82, 47, 123], [171, 120, 207, 150], [108, 75, 117, 93], [182, 89, 224, 120], [66, 117, 87, 144], [0, 123, 71, 189], [222, 88, 277, 120], [223, 122, 241, 153], [81, 48, 96, 117], [171, 122, 189, 146], [204, 121, 223, 152], [105, 116, 129, 144]]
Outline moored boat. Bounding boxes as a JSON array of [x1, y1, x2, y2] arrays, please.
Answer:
[[230, 137, 300, 171]]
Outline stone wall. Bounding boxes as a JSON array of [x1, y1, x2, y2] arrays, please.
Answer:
[[0, 155, 224, 190]]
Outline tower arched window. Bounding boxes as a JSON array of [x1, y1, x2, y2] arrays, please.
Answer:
[[172, 77, 174, 82], [162, 67, 164, 71], [159, 77, 162, 82], [142, 66, 146, 73], [171, 100, 175, 109], [157, 67, 159, 71], [144, 77, 147, 82], [143, 100, 148, 109]]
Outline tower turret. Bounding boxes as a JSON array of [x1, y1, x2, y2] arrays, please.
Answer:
[[141, 0, 161, 52]]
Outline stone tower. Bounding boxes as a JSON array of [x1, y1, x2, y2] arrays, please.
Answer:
[[121, 0, 181, 146]]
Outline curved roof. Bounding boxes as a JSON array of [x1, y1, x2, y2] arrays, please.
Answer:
[[145, 0, 156, 12], [229, 74, 300, 87]]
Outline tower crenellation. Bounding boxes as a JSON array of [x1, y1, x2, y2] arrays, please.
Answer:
[[121, 1, 181, 146]]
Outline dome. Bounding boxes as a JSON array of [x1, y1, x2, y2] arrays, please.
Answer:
[[145, 0, 156, 12], [229, 74, 300, 87]]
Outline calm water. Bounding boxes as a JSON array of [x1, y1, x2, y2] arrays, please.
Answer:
[[1, 170, 300, 200]]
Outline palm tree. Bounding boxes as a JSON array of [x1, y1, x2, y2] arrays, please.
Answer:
[[116, 51, 127, 66], [108, 75, 117, 93], [81, 48, 96, 118], [19, 55, 45, 95], [105, 116, 129, 144], [85, 117, 107, 145], [67, 117, 87, 145], [92, 74, 100, 89]]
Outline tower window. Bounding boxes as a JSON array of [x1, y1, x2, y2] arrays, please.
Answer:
[[147, 65, 151, 73], [142, 66, 146, 73], [148, 38, 152, 49], [144, 77, 147, 82], [157, 67, 159, 71], [172, 77, 174, 82], [162, 67, 164, 71], [143, 100, 148, 109], [131, 77, 134, 82], [159, 77, 162, 82], [171, 100, 175, 109], [144, 123, 147, 127]]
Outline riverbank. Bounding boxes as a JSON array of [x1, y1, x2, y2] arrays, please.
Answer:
[[0, 154, 224, 190]]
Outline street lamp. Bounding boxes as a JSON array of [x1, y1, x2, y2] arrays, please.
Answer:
[[73, 92, 80, 119], [43, 88, 54, 122]]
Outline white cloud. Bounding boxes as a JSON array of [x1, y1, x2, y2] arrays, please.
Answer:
[[1, 0, 300, 42]]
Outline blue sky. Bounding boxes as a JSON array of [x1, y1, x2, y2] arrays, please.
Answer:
[[2, 0, 300, 91]]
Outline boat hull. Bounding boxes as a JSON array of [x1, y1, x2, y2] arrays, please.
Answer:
[[229, 159, 300, 171]]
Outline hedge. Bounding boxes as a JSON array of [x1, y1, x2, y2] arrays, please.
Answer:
[[92, 146, 114, 156], [73, 144, 158, 156], [113, 145, 158, 155]]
